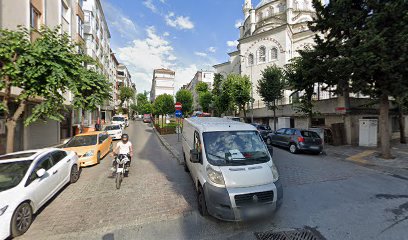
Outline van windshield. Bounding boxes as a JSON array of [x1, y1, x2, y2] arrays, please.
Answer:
[[113, 117, 125, 122], [202, 131, 270, 166]]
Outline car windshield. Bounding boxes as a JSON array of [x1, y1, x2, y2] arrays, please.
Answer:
[[113, 117, 125, 122], [0, 161, 32, 192], [202, 131, 270, 166], [105, 125, 121, 131], [65, 135, 97, 147], [301, 131, 320, 138]]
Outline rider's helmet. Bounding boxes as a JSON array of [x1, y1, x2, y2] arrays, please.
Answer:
[[121, 133, 129, 143]]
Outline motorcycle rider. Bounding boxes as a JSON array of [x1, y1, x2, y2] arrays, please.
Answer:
[[112, 133, 133, 170]]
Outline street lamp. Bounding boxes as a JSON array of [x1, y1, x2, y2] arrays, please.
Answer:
[[239, 54, 254, 123]]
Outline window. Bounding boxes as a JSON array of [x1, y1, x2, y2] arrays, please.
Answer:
[[285, 129, 296, 135], [276, 129, 286, 134], [30, 4, 41, 29], [248, 54, 254, 66], [26, 155, 54, 186], [77, 16, 84, 38], [258, 46, 266, 63], [98, 133, 108, 144], [51, 151, 67, 164], [271, 47, 278, 60]]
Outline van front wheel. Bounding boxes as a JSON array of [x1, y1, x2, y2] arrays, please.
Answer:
[[197, 185, 208, 216]]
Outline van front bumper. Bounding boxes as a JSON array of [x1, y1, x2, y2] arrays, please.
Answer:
[[203, 180, 283, 221]]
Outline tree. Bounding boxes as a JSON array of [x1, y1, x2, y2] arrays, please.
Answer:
[[257, 65, 286, 130], [135, 92, 152, 115], [0, 26, 109, 153], [176, 89, 193, 115], [223, 74, 251, 121], [284, 53, 320, 128], [118, 86, 135, 113], [212, 74, 229, 116], [153, 94, 174, 127], [199, 92, 213, 113], [310, 0, 408, 158], [195, 82, 209, 95]]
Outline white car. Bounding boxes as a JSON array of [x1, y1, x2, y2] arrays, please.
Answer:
[[0, 149, 80, 239], [104, 125, 123, 140], [112, 116, 126, 129]]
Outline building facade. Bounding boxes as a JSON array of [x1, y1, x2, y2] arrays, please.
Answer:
[[213, 0, 401, 145], [185, 71, 214, 110], [150, 68, 175, 102]]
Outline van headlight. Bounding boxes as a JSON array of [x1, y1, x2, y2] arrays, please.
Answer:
[[270, 162, 279, 182], [206, 165, 225, 187], [83, 151, 94, 157], [0, 205, 8, 216]]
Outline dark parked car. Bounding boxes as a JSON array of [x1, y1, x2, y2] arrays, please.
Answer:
[[266, 128, 323, 154], [251, 123, 273, 140]]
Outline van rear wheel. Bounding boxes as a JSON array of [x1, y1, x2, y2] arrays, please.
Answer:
[[197, 185, 208, 216]]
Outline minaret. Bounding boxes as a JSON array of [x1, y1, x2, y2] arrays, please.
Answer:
[[243, 0, 252, 19]]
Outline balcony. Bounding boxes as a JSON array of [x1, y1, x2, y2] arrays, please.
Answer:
[[95, 35, 99, 46], [84, 23, 92, 34], [76, 2, 85, 21], [77, 34, 85, 47], [62, 17, 70, 34]]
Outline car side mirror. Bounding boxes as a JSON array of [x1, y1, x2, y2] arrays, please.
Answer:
[[36, 169, 46, 178], [190, 149, 200, 163], [267, 145, 274, 156]]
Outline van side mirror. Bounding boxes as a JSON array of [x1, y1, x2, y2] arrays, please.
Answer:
[[267, 145, 274, 156], [190, 149, 200, 163]]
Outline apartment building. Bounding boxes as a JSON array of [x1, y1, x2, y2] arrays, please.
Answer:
[[185, 71, 214, 111], [150, 68, 175, 102], [0, 0, 86, 153], [116, 64, 135, 110]]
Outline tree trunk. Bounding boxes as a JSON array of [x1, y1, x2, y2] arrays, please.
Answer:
[[242, 105, 247, 123], [379, 94, 392, 159], [5, 120, 17, 153], [81, 109, 85, 133], [5, 101, 26, 153], [398, 105, 406, 144]]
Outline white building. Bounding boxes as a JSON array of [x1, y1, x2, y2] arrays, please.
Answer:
[[185, 71, 214, 110], [150, 68, 175, 102]]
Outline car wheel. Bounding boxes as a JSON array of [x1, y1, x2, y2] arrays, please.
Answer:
[[197, 185, 208, 216], [289, 144, 298, 154], [70, 164, 80, 183], [97, 151, 101, 164], [266, 137, 272, 145], [11, 202, 33, 237]]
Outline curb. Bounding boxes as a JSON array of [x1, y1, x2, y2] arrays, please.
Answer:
[[152, 127, 183, 165]]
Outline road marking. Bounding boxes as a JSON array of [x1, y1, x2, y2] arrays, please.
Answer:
[[346, 150, 376, 164]]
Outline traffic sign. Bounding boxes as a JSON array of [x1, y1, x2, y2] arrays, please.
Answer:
[[175, 110, 182, 118], [175, 102, 182, 110]]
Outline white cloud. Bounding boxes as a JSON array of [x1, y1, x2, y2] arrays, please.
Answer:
[[163, 32, 170, 37], [143, 0, 158, 13], [165, 12, 195, 30], [159, 0, 166, 3], [227, 40, 239, 47], [235, 20, 243, 28], [103, 2, 140, 40], [194, 52, 208, 57], [208, 47, 216, 53]]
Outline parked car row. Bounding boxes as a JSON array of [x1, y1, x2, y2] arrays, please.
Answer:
[[266, 128, 323, 154], [0, 149, 80, 239]]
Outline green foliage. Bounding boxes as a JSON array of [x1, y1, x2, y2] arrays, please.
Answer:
[[118, 86, 135, 109], [257, 65, 286, 111], [175, 89, 193, 114], [212, 74, 228, 116], [222, 74, 251, 117], [135, 93, 152, 114], [199, 92, 213, 112], [153, 94, 174, 116], [195, 82, 209, 94]]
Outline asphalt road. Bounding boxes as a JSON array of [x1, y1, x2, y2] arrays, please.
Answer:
[[17, 121, 408, 240]]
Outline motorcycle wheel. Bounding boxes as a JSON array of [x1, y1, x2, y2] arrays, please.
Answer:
[[116, 172, 122, 189]]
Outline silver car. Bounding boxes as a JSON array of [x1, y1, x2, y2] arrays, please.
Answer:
[[266, 128, 323, 154]]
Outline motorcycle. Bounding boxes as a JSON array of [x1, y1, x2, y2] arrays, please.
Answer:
[[113, 154, 130, 189]]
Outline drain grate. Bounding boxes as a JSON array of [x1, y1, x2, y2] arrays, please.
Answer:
[[255, 229, 323, 240]]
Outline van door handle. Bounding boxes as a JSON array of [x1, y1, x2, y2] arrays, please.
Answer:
[[53, 170, 58, 175], [66, 159, 71, 163]]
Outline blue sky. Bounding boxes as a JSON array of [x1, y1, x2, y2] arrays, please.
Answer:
[[101, 0, 247, 93]]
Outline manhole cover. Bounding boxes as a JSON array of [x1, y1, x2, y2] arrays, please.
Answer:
[[255, 229, 323, 240]]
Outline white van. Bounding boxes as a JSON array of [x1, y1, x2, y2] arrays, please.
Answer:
[[182, 117, 282, 221], [112, 115, 126, 129]]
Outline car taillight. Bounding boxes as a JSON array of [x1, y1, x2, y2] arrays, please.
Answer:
[[298, 136, 305, 143]]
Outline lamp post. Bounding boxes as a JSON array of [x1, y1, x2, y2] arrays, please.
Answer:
[[240, 54, 254, 123]]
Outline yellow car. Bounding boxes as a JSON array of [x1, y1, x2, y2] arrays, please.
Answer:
[[63, 131, 113, 167]]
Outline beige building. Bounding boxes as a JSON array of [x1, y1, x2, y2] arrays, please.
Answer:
[[185, 71, 214, 111], [150, 68, 175, 102], [0, 0, 86, 153]]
